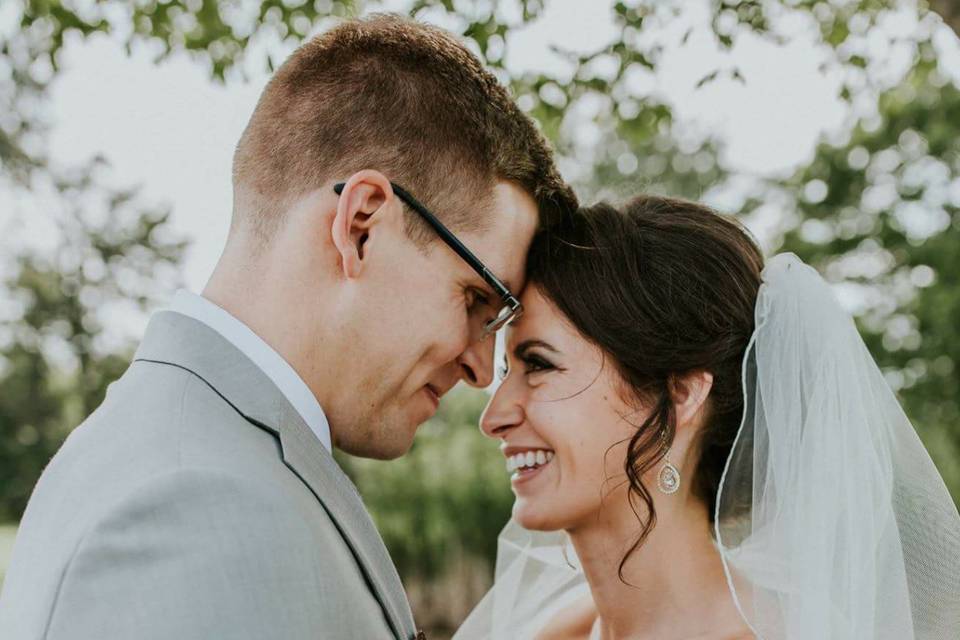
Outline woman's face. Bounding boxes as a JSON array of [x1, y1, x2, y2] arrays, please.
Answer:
[[480, 285, 646, 532]]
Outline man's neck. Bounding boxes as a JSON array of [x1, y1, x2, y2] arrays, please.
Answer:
[[202, 246, 345, 422]]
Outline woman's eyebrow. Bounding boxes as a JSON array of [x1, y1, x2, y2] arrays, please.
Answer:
[[513, 339, 559, 356]]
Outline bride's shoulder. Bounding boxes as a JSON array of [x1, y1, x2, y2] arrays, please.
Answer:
[[534, 593, 597, 640]]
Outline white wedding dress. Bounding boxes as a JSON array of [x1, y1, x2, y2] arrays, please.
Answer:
[[455, 254, 960, 640]]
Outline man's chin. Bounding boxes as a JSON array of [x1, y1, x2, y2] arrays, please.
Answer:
[[337, 428, 417, 461], [352, 443, 411, 461]]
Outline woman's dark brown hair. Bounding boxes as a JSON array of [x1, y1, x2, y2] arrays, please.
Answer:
[[526, 194, 764, 579]]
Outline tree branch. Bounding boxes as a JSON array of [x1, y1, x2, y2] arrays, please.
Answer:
[[930, 0, 960, 39]]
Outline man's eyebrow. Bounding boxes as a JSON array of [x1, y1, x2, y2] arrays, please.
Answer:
[[513, 339, 558, 356], [476, 277, 513, 297], [488, 278, 513, 293]]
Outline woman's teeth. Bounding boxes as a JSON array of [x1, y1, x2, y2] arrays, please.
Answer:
[[506, 450, 555, 473]]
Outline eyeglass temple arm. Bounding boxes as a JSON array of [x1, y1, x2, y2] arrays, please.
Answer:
[[333, 182, 514, 301]]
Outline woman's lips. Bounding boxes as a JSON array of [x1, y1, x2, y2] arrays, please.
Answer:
[[505, 449, 555, 486], [511, 459, 551, 486]]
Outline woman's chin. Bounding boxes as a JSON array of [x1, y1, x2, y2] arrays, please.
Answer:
[[513, 499, 566, 531]]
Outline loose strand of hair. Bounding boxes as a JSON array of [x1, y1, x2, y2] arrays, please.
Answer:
[[618, 385, 675, 586]]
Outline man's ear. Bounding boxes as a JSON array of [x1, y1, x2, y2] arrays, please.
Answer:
[[670, 370, 714, 431], [330, 170, 397, 279]]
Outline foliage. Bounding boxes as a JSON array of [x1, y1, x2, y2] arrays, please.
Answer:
[[338, 387, 512, 581], [0, 523, 17, 589], [0, 160, 186, 521], [767, 44, 960, 492], [1, 2, 189, 520]]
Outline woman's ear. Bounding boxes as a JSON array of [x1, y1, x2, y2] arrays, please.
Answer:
[[670, 370, 714, 431], [330, 170, 396, 278]]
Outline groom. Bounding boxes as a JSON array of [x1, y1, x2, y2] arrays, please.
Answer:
[[0, 14, 574, 640]]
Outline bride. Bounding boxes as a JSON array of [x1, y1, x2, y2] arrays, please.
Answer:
[[454, 195, 960, 639]]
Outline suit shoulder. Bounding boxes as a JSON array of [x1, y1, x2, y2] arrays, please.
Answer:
[[41, 468, 375, 639]]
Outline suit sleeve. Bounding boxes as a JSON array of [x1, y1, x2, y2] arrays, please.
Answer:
[[43, 467, 385, 640]]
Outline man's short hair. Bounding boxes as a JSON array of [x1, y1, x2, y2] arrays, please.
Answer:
[[232, 13, 576, 245]]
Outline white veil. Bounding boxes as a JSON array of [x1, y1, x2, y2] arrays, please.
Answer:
[[455, 253, 960, 640], [454, 519, 590, 639], [715, 253, 960, 638]]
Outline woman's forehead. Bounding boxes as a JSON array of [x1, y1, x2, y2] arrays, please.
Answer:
[[506, 287, 552, 343], [506, 286, 588, 355]]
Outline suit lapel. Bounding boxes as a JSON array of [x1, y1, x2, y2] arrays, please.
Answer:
[[134, 311, 416, 639], [276, 402, 415, 639]]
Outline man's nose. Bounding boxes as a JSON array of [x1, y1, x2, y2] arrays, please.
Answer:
[[456, 332, 495, 388]]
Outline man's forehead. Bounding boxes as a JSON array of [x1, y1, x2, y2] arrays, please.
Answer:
[[488, 180, 539, 225], [487, 184, 538, 253], [460, 185, 537, 287], [504, 286, 546, 340]]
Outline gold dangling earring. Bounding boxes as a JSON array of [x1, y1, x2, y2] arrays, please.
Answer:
[[658, 452, 681, 495]]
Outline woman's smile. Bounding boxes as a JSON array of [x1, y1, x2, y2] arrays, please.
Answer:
[[504, 448, 556, 486]]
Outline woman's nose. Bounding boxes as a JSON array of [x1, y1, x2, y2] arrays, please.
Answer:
[[479, 380, 524, 439]]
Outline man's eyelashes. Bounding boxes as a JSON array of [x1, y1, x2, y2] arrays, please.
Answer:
[[467, 288, 490, 308]]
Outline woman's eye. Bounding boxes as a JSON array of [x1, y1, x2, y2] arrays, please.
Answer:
[[523, 355, 554, 374], [497, 364, 509, 380]]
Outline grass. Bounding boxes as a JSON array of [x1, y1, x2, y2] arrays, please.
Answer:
[[0, 524, 18, 591]]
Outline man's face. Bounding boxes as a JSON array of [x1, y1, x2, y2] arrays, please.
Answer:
[[335, 180, 539, 459]]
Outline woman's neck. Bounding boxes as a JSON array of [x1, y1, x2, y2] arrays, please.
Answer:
[[568, 492, 745, 640]]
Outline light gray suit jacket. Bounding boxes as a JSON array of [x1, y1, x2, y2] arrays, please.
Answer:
[[0, 311, 418, 640]]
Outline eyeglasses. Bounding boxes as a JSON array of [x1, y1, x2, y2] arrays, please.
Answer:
[[333, 181, 523, 340]]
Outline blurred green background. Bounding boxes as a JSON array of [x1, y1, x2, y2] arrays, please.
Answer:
[[2, 1, 960, 637]]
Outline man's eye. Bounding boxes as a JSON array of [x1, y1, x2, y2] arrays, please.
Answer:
[[468, 288, 491, 308]]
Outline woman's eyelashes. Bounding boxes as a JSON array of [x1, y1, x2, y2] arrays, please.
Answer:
[[498, 351, 558, 381], [522, 353, 555, 374]]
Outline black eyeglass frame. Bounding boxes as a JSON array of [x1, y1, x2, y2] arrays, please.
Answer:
[[333, 181, 523, 339]]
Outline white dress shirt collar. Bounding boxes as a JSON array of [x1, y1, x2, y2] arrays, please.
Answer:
[[165, 290, 332, 453]]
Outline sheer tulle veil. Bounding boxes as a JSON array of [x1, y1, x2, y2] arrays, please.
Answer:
[[454, 253, 960, 640]]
